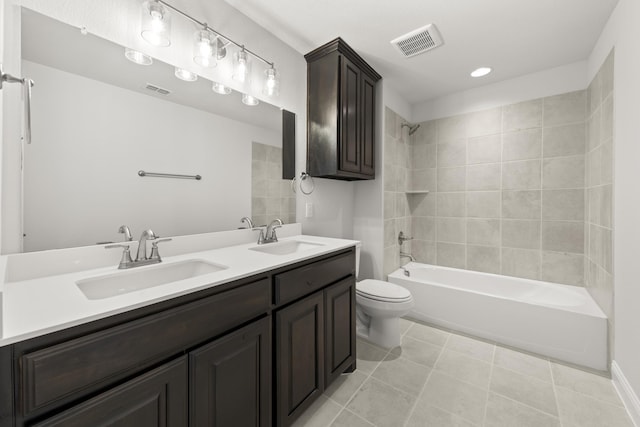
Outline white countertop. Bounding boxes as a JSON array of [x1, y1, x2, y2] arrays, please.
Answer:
[[0, 226, 358, 347]]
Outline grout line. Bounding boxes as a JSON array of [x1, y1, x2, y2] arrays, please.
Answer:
[[549, 361, 565, 427], [481, 345, 497, 426]]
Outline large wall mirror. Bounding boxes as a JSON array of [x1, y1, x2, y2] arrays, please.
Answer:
[[19, 8, 295, 252]]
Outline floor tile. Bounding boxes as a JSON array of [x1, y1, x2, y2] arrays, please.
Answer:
[[551, 362, 623, 406], [420, 371, 488, 424], [356, 339, 389, 374], [371, 353, 431, 396], [406, 403, 478, 427], [398, 317, 414, 336], [445, 334, 495, 362], [484, 392, 560, 427], [346, 377, 416, 427], [324, 370, 368, 406], [390, 335, 443, 367], [556, 386, 634, 427], [405, 321, 450, 346], [493, 346, 552, 383], [434, 348, 492, 389], [330, 409, 375, 427], [291, 395, 342, 427], [490, 366, 558, 416]]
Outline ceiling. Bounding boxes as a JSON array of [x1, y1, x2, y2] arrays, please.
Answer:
[[224, 0, 619, 105]]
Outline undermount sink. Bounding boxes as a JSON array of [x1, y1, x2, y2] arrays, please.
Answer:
[[249, 240, 325, 256], [76, 259, 228, 300]]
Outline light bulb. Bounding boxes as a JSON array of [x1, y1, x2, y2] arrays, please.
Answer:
[[242, 93, 259, 106], [193, 29, 216, 68], [233, 49, 251, 84], [140, 1, 171, 47], [124, 48, 153, 65], [212, 82, 232, 95], [263, 66, 279, 98], [174, 67, 197, 82]]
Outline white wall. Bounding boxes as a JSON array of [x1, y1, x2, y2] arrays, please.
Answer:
[[589, 0, 640, 415], [413, 61, 588, 122], [22, 60, 279, 250]]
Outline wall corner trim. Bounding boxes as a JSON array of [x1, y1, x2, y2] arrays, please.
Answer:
[[612, 360, 640, 427]]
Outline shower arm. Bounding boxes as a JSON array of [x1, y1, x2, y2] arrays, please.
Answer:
[[1, 64, 34, 144]]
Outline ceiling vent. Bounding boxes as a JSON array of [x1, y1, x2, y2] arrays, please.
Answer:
[[145, 83, 171, 95], [390, 24, 443, 58]]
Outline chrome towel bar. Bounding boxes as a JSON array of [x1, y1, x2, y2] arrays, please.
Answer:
[[1, 64, 34, 144], [138, 170, 202, 180]]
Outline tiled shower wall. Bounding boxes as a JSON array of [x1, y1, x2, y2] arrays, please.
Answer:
[[383, 109, 412, 277], [585, 51, 614, 359], [385, 90, 592, 284], [251, 142, 296, 226]]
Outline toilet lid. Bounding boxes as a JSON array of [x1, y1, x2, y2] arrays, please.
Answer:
[[356, 279, 412, 302]]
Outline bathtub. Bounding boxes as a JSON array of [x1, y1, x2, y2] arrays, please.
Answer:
[[388, 263, 608, 371]]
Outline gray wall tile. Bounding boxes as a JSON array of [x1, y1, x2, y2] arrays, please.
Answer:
[[467, 134, 502, 164], [412, 216, 435, 241], [467, 245, 500, 274], [503, 129, 542, 161], [503, 99, 542, 131], [413, 240, 436, 264], [438, 141, 467, 167], [543, 91, 586, 127], [411, 168, 436, 192], [502, 248, 540, 280], [467, 219, 500, 246], [409, 193, 435, 216], [541, 251, 584, 286], [467, 192, 501, 218], [467, 107, 502, 138], [503, 160, 541, 190], [467, 163, 501, 191], [542, 221, 584, 253], [437, 192, 466, 217], [437, 242, 466, 268], [502, 190, 541, 219], [542, 156, 585, 189], [543, 124, 586, 158], [438, 167, 466, 192], [502, 220, 540, 249], [437, 218, 466, 243], [542, 189, 584, 220], [438, 115, 467, 141]]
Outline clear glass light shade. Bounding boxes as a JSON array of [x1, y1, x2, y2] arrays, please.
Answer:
[[233, 49, 251, 84], [193, 30, 216, 68], [212, 82, 232, 95], [174, 67, 197, 82], [263, 66, 279, 98], [242, 93, 259, 106], [124, 48, 153, 65], [140, 1, 171, 47]]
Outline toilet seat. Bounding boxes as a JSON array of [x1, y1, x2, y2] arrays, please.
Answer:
[[356, 279, 413, 303]]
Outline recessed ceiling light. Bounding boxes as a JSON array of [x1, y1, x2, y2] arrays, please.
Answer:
[[124, 48, 152, 66], [174, 67, 198, 82], [470, 67, 492, 78]]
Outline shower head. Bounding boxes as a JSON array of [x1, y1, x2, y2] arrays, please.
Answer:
[[401, 122, 420, 135]]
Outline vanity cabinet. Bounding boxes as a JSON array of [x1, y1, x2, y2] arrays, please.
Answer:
[[305, 37, 381, 180], [273, 249, 356, 427]]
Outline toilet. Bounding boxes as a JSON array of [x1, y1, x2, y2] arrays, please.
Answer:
[[355, 243, 414, 349]]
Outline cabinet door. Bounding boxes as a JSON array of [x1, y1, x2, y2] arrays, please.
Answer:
[[190, 317, 271, 427], [325, 277, 356, 386], [276, 292, 324, 427], [33, 357, 188, 427], [340, 56, 361, 174], [360, 73, 376, 177]]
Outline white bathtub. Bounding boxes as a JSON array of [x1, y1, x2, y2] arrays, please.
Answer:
[[388, 263, 608, 371]]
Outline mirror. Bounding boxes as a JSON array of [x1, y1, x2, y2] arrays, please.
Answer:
[[20, 8, 295, 252]]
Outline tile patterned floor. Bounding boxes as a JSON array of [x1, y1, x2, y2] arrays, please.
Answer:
[[293, 318, 635, 427]]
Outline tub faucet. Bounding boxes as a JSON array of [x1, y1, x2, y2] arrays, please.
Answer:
[[400, 251, 415, 262]]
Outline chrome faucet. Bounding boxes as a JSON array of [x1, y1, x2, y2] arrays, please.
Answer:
[[240, 217, 254, 229], [400, 252, 415, 262], [254, 218, 283, 244], [106, 229, 172, 269]]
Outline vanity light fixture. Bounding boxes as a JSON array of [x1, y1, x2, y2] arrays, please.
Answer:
[[212, 82, 232, 95], [242, 93, 259, 106], [193, 27, 216, 68], [263, 65, 279, 98], [140, 0, 171, 47], [233, 47, 251, 84], [124, 48, 153, 65], [470, 66, 492, 77], [174, 67, 197, 82]]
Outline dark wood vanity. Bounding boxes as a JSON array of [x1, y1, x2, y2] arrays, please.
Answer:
[[0, 247, 356, 427], [305, 38, 381, 180]]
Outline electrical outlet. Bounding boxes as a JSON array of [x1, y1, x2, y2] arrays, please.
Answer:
[[305, 203, 314, 218]]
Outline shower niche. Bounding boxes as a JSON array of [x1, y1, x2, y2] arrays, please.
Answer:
[[305, 38, 381, 180]]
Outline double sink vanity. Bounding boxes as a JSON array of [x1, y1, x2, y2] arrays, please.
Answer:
[[0, 224, 358, 426]]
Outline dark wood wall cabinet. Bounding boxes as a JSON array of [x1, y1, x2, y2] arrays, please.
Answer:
[[305, 38, 382, 181], [0, 247, 355, 427]]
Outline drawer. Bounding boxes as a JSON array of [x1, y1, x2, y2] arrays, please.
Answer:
[[274, 250, 354, 306], [21, 278, 270, 415]]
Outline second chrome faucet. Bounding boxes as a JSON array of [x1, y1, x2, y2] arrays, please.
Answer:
[[252, 218, 283, 244]]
